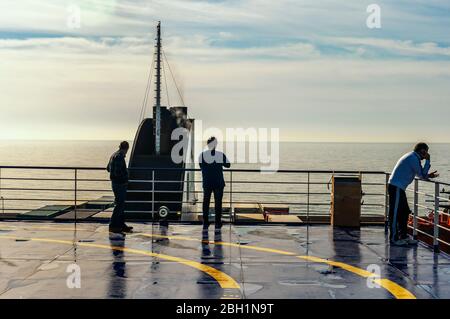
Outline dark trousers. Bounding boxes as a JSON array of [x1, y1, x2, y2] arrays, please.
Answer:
[[203, 186, 224, 227], [388, 184, 411, 241], [110, 182, 127, 228]]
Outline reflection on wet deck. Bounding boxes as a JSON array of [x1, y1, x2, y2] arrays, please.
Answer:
[[0, 222, 449, 299]]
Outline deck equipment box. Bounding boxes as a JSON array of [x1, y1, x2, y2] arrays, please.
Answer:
[[331, 175, 362, 228]]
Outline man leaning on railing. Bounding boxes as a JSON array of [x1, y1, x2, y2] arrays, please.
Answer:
[[388, 142, 439, 247], [106, 141, 133, 234]]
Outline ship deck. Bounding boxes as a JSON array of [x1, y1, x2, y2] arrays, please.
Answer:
[[0, 221, 449, 299]]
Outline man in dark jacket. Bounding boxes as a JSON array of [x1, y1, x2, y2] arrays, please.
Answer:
[[199, 137, 231, 230], [107, 141, 133, 233]]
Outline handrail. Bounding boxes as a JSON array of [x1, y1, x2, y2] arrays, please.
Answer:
[[0, 165, 386, 174], [0, 164, 448, 184], [0, 166, 388, 216], [1, 164, 447, 186], [0, 164, 449, 255], [414, 177, 450, 187]]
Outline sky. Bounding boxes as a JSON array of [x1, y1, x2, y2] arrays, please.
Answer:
[[0, 0, 450, 142]]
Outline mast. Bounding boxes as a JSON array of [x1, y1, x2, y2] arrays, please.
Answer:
[[155, 21, 162, 155]]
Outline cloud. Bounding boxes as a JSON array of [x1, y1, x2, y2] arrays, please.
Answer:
[[0, 35, 321, 61], [1, 0, 450, 142], [2, 0, 450, 42], [329, 37, 450, 58], [3, 34, 450, 65], [0, 36, 151, 55], [1, 33, 450, 142]]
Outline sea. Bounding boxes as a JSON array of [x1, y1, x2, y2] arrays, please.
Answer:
[[0, 140, 449, 216]]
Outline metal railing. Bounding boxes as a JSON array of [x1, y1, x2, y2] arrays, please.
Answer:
[[0, 165, 449, 253], [406, 178, 450, 253], [0, 165, 386, 216]]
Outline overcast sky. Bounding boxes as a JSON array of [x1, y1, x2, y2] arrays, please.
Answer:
[[1, 0, 450, 142]]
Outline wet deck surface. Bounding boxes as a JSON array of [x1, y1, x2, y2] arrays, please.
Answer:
[[0, 221, 449, 299]]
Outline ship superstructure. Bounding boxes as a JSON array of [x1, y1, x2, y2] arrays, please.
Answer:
[[125, 22, 196, 220]]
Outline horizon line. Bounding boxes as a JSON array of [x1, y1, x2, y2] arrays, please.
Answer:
[[1, 138, 449, 144]]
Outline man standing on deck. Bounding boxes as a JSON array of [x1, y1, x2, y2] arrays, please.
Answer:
[[388, 143, 439, 246], [199, 137, 231, 231], [107, 141, 133, 234]]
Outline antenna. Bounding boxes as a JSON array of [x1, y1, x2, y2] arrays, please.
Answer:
[[155, 21, 162, 155]]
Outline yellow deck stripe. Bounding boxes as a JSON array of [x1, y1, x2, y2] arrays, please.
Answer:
[[141, 234, 298, 256], [140, 233, 416, 299], [373, 279, 416, 299], [297, 256, 416, 299], [0, 235, 240, 290], [0, 225, 91, 232], [0, 225, 417, 299]]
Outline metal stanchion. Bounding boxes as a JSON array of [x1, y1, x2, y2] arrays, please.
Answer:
[[0, 168, 3, 214], [230, 171, 234, 224], [152, 170, 155, 220], [74, 169, 78, 227], [434, 182, 440, 253], [384, 173, 389, 232], [413, 179, 418, 239]]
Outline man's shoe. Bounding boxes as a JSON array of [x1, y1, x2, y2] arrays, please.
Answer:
[[405, 238, 418, 246], [122, 225, 133, 233], [123, 224, 133, 230], [391, 239, 408, 247]]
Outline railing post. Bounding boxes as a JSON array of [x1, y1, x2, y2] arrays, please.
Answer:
[[152, 170, 155, 220], [413, 179, 418, 239], [384, 173, 389, 232], [230, 171, 234, 223], [74, 169, 78, 226], [186, 168, 190, 200], [307, 172, 310, 225], [0, 167, 3, 214], [434, 182, 440, 253]]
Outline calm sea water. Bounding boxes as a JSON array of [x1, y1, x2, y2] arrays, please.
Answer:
[[0, 140, 449, 216], [0, 141, 448, 175]]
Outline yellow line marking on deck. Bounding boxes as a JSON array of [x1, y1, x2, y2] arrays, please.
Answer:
[[297, 255, 416, 299], [0, 235, 240, 290], [0, 225, 416, 298], [0, 225, 91, 232], [139, 233, 416, 299]]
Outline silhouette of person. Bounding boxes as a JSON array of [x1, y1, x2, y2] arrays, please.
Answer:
[[199, 137, 230, 230], [107, 141, 133, 233], [388, 142, 438, 246]]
